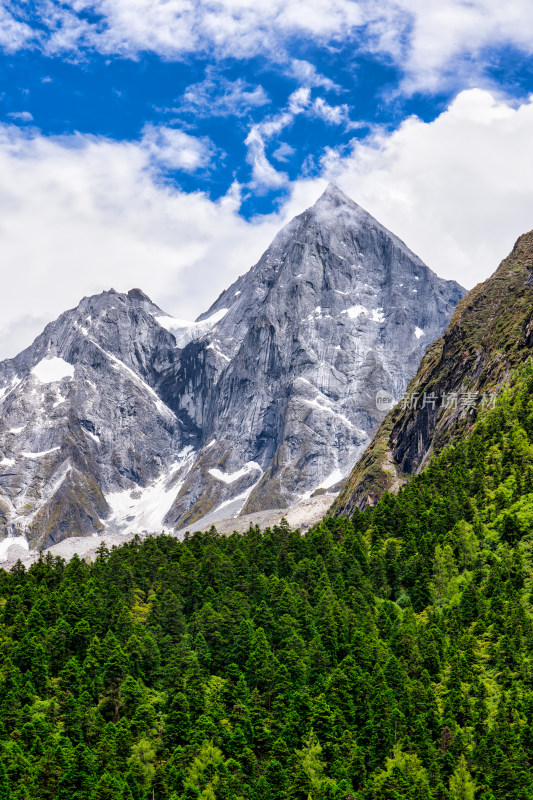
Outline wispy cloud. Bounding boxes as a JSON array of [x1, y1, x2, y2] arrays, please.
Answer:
[[365, 0, 533, 94], [288, 59, 341, 91], [5, 1, 533, 96], [178, 73, 270, 118], [272, 142, 295, 163], [141, 125, 216, 173], [0, 4, 34, 52], [22, 0, 361, 60], [245, 87, 355, 188], [7, 111, 33, 122], [245, 126, 288, 190], [312, 96, 353, 125]]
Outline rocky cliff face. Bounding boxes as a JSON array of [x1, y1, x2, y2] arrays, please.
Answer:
[[333, 229, 533, 516], [0, 184, 464, 549]]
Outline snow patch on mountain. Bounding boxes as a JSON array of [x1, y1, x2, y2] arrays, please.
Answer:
[[21, 447, 60, 459], [31, 357, 74, 383], [105, 447, 195, 535], [0, 377, 22, 404], [206, 342, 231, 361], [342, 305, 367, 318], [211, 477, 263, 519], [209, 461, 262, 484], [342, 305, 385, 322], [319, 468, 343, 490], [301, 397, 355, 429], [156, 308, 229, 348], [0, 536, 28, 560]]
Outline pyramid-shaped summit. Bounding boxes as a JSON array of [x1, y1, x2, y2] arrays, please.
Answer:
[[162, 187, 466, 528], [0, 186, 465, 553], [314, 181, 353, 203], [306, 182, 433, 263], [313, 181, 365, 210], [303, 182, 378, 234]]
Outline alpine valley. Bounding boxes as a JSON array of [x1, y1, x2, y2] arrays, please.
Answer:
[[0, 185, 464, 555]]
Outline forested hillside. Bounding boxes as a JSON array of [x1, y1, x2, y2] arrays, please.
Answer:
[[2, 365, 533, 799]]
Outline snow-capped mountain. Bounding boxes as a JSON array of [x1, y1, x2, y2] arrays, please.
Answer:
[[0, 185, 465, 550]]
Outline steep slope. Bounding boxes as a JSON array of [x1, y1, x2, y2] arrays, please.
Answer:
[[163, 184, 464, 527], [334, 228, 533, 515]]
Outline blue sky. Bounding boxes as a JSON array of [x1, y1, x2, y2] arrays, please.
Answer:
[[3, 4, 531, 215], [1, 28, 408, 215], [1, 1, 533, 357]]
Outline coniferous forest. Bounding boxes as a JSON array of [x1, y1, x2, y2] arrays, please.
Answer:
[[3, 366, 533, 799]]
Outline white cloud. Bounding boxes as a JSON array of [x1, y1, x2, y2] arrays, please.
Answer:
[[7, 1, 533, 95], [288, 87, 312, 115], [245, 87, 353, 188], [29, 0, 362, 59], [309, 89, 533, 288], [393, 0, 533, 93], [244, 88, 308, 189], [312, 97, 352, 125], [272, 142, 295, 162], [7, 111, 34, 122], [245, 126, 288, 190], [288, 59, 341, 91], [0, 5, 34, 52], [141, 125, 215, 172], [1, 89, 533, 361], [178, 74, 270, 117]]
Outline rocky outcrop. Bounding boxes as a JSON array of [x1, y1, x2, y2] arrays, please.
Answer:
[[333, 229, 533, 516]]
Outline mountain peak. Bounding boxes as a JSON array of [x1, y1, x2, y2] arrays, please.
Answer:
[[308, 182, 382, 234], [311, 182, 362, 213], [0, 185, 466, 550], [128, 288, 153, 303], [75, 287, 162, 317], [316, 182, 354, 203]]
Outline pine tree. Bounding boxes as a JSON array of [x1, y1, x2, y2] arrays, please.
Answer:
[[0, 762, 9, 800], [449, 755, 476, 800]]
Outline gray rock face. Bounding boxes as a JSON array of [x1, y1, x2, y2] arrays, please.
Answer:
[[0, 185, 465, 549]]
